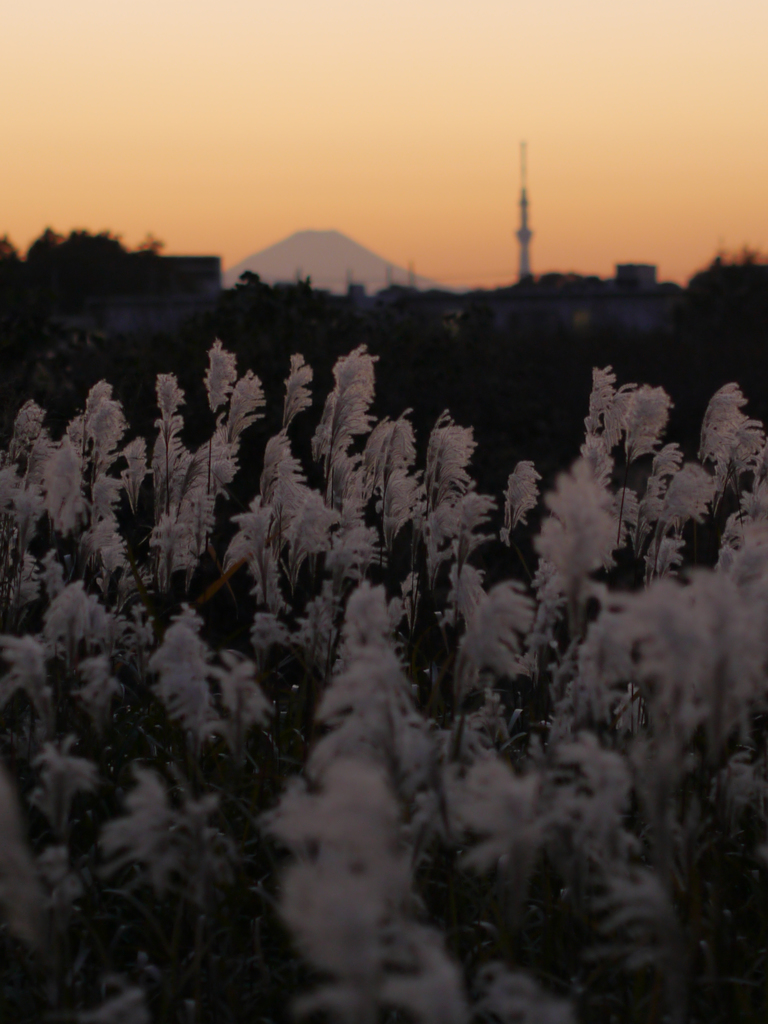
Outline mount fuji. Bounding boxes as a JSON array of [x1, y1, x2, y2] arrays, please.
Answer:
[[223, 230, 443, 293]]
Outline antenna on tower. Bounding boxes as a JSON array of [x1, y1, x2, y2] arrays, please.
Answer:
[[516, 140, 532, 281]]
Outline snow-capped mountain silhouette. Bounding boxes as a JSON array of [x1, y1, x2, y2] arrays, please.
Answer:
[[223, 230, 442, 293]]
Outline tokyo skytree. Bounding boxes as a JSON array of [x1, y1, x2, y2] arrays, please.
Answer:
[[516, 141, 532, 280]]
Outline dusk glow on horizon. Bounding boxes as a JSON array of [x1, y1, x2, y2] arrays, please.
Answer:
[[3, 0, 768, 287]]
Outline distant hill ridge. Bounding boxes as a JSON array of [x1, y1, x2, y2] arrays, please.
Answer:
[[224, 230, 442, 293]]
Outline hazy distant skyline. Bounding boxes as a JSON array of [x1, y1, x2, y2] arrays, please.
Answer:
[[3, 0, 768, 287]]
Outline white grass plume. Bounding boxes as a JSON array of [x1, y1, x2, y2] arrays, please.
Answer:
[[312, 345, 377, 504], [204, 338, 238, 414], [535, 458, 615, 634], [500, 460, 540, 545], [283, 353, 313, 428], [148, 605, 218, 748], [31, 735, 99, 841]]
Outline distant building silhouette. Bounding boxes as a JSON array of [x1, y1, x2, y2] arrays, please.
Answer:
[[80, 256, 221, 335], [615, 264, 657, 290], [46, 256, 220, 336], [366, 264, 682, 334]]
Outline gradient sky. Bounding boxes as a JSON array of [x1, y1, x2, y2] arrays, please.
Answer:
[[3, 0, 768, 287]]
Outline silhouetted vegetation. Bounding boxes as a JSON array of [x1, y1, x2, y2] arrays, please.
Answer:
[[2, 235, 768, 499]]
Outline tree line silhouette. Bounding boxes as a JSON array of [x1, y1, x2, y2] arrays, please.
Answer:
[[1, 229, 767, 517]]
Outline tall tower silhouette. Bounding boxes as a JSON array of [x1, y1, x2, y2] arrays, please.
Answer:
[[516, 141, 532, 280]]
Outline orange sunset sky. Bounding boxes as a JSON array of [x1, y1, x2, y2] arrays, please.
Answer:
[[3, 0, 768, 288]]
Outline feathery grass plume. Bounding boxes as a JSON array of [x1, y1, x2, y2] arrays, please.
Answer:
[[295, 578, 339, 676], [283, 352, 314, 429], [75, 654, 121, 735], [310, 583, 433, 797], [683, 572, 763, 756], [90, 472, 122, 525], [449, 757, 542, 928], [0, 763, 44, 949], [424, 503, 458, 590], [500, 460, 540, 545], [630, 442, 683, 556], [658, 462, 713, 530], [424, 411, 475, 513], [42, 549, 65, 599], [579, 432, 613, 490], [644, 534, 685, 579], [712, 747, 768, 832], [611, 383, 673, 545], [0, 634, 54, 740], [699, 382, 765, 506], [421, 414, 478, 594], [149, 513, 187, 593], [100, 768, 176, 895], [591, 867, 688, 1024], [6, 471, 44, 556], [583, 366, 624, 450], [326, 449, 368, 527], [259, 430, 307, 530], [720, 523, 768, 632], [644, 462, 714, 579], [454, 491, 495, 572], [621, 571, 763, 778], [452, 686, 512, 764], [151, 372, 188, 520], [119, 438, 147, 515], [250, 611, 289, 672], [474, 962, 574, 1024], [83, 380, 127, 477], [544, 733, 636, 891], [285, 489, 339, 592], [364, 413, 419, 548], [267, 758, 464, 1024], [44, 579, 111, 668], [223, 368, 265, 444], [101, 768, 233, 907], [737, 474, 768, 527], [148, 605, 218, 748], [456, 581, 533, 701], [37, 842, 84, 941], [43, 437, 88, 536], [433, 492, 495, 627], [211, 650, 271, 764], [527, 558, 566, 670], [31, 735, 99, 841], [312, 345, 378, 505], [383, 468, 420, 551], [326, 523, 380, 593], [440, 561, 486, 630], [574, 602, 636, 727], [581, 369, 639, 509], [204, 338, 238, 414], [227, 498, 284, 612], [535, 458, 615, 635], [10, 398, 52, 477], [621, 384, 672, 464], [364, 414, 417, 497], [377, 925, 467, 1024]]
